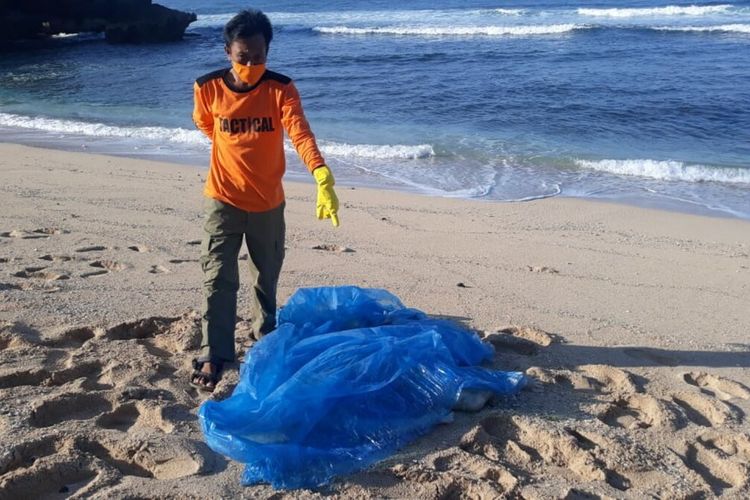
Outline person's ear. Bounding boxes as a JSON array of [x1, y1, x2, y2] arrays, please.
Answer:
[[224, 44, 231, 60]]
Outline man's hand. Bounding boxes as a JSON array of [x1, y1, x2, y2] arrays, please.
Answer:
[[313, 165, 339, 227]]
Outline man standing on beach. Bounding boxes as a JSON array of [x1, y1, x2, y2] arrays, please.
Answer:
[[190, 9, 339, 391]]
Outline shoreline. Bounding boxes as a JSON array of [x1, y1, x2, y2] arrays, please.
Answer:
[[1, 143, 749, 498], [2, 141, 749, 343], [2, 127, 749, 222]]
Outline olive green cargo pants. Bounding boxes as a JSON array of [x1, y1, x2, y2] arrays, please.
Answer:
[[200, 198, 285, 363]]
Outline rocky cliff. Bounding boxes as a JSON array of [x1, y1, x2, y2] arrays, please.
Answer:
[[0, 0, 196, 43]]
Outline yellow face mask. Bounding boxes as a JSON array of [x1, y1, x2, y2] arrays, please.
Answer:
[[231, 61, 266, 86]]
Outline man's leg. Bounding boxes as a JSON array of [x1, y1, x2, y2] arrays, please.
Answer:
[[244, 202, 286, 339], [200, 198, 245, 363]]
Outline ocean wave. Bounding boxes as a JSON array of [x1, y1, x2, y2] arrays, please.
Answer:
[[284, 140, 434, 160], [0, 113, 435, 161], [191, 9, 526, 29], [189, 5, 746, 30], [576, 159, 750, 185], [652, 23, 750, 33], [0, 112, 208, 146], [348, 162, 495, 198], [578, 4, 734, 18], [190, 13, 233, 29], [314, 24, 583, 36], [491, 9, 525, 16]]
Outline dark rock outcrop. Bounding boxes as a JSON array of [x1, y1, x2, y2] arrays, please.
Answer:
[[0, 0, 197, 43]]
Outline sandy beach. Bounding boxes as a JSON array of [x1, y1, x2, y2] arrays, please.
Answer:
[[0, 142, 749, 499]]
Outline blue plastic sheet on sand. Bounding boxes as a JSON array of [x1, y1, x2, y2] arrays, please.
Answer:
[[198, 286, 526, 489]]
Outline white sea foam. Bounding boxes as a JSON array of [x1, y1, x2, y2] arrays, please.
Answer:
[[317, 141, 434, 159], [191, 13, 233, 28], [0, 112, 208, 146], [348, 162, 495, 198], [652, 23, 750, 33], [314, 24, 582, 36], [192, 5, 742, 30], [578, 5, 733, 18], [285, 140, 433, 159], [576, 159, 750, 185], [0, 112, 436, 161], [192, 9, 525, 29], [491, 9, 526, 16]]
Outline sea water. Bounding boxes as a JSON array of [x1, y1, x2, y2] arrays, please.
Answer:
[[1, 0, 748, 218]]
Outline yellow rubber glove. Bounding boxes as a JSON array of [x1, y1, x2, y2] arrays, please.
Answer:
[[313, 165, 340, 227]]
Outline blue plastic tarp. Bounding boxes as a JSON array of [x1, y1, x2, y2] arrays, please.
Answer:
[[199, 286, 526, 489]]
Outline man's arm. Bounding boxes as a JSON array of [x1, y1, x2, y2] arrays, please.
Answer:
[[280, 81, 339, 227], [192, 82, 214, 139], [279, 81, 325, 171]]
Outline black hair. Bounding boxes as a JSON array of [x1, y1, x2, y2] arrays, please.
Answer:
[[223, 10, 273, 49]]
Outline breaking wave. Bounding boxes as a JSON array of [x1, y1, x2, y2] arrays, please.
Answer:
[[0, 112, 207, 145], [576, 159, 750, 184], [314, 24, 583, 36], [652, 23, 750, 33], [578, 5, 734, 18]]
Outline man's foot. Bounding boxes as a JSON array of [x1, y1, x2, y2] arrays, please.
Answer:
[[190, 358, 224, 392]]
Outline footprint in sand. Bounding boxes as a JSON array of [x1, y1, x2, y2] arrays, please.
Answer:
[[43, 326, 97, 349], [485, 332, 540, 356], [0, 327, 102, 390], [75, 245, 107, 253], [38, 254, 88, 265], [460, 414, 634, 492], [104, 317, 176, 341], [103, 315, 199, 355], [29, 392, 112, 428], [526, 265, 559, 274], [0, 361, 105, 391], [168, 258, 199, 264], [677, 440, 749, 495], [127, 245, 149, 253], [96, 403, 142, 432], [0, 434, 61, 476], [96, 399, 182, 434], [80, 270, 109, 278], [484, 325, 556, 356], [75, 437, 153, 478], [149, 265, 170, 274], [529, 365, 639, 396], [578, 364, 641, 394], [683, 371, 750, 401], [48, 361, 105, 389], [13, 266, 69, 280], [0, 454, 100, 499], [0, 228, 67, 239], [75, 434, 213, 480], [0, 367, 50, 390], [90, 260, 128, 271], [312, 244, 355, 253], [33, 228, 69, 236], [698, 431, 750, 466], [671, 392, 738, 428], [596, 393, 676, 430], [391, 447, 516, 498]]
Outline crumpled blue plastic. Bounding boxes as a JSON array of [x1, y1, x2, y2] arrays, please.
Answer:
[[198, 286, 526, 489]]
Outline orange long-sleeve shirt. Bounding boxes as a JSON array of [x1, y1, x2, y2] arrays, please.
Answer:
[[192, 68, 326, 212]]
